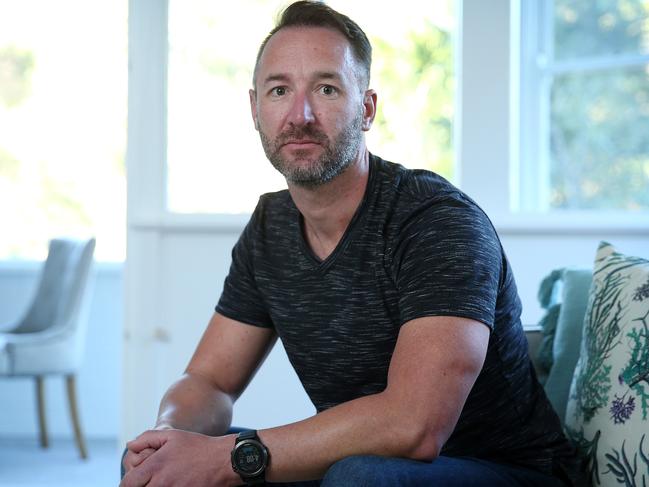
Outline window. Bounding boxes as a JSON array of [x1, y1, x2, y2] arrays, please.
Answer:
[[166, 0, 454, 214], [0, 1, 127, 260], [519, 0, 649, 213]]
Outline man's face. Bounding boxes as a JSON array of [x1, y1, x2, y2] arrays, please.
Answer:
[[250, 26, 374, 188]]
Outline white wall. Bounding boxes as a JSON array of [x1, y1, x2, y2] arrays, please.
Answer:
[[154, 232, 316, 430], [500, 233, 647, 323], [0, 263, 122, 439]]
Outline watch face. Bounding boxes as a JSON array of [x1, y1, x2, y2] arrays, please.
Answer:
[[234, 441, 266, 475]]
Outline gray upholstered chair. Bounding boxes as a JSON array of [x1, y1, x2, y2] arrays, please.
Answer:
[[0, 238, 96, 459]]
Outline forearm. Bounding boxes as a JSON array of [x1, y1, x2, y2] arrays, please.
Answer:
[[256, 317, 487, 483], [123, 391, 433, 487], [155, 372, 234, 436], [260, 389, 440, 482]]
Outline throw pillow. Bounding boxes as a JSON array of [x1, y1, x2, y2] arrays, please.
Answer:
[[565, 242, 649, 486], [536, 268, 564, 383]]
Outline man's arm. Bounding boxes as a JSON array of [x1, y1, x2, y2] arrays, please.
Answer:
[[155, 311, 276, 433], [121, 312, 276, 475], [122, 314, 489, 486], [258, 315, 489, 481]]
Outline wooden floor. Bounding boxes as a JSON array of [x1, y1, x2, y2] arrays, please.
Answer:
[[0, 437, 120, 486]]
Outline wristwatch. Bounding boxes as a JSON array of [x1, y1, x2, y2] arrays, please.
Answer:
[[231, 430, 269, 485]]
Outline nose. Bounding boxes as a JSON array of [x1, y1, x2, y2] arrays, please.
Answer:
[[287, 91, 315, 126]]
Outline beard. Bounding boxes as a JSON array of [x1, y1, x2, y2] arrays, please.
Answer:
[[258, 111, 364, 188]]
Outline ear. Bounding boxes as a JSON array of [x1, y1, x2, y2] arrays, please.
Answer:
[[249, 89, 260, 131], [361, 89, 377, 131]]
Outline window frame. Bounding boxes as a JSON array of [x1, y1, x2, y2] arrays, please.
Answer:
[[516, 0, 649, 216], [127, 0, 649, 235]]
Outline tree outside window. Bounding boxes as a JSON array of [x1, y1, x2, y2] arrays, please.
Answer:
[[0, 1, 127, 260], [522, 0, 649, 212]]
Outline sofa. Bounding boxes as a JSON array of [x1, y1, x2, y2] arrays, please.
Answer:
[[523, 242, 649, 487], [525, 267, 593, 423]]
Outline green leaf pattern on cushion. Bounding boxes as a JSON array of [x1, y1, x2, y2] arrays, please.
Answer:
[[572, 245, 649, 424], [536, 269, 564, 378], [565, 424, 601, 486], [538, 303, 561, 375], [573, 270, 625, 422], [602, 435, 648, 486], [565, 242, 649, 486], [618, 313, 649, 421]]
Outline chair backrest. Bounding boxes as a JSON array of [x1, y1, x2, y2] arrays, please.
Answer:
[[14, 238, 96, 334]]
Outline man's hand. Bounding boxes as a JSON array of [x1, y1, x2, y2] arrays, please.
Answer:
[[119, 313, 275, 485], [122, 423, 174, 476], [119, 429, 240, 487], [122, 447, 156, 476]]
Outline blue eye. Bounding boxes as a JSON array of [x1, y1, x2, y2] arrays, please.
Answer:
[[271, 86, 286, 96], [321, 85, 337, 96]]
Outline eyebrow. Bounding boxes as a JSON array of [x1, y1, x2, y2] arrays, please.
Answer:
[[262, 74, 290, 86], [262, 71, 343, 86], [312, 71, 342, 82]]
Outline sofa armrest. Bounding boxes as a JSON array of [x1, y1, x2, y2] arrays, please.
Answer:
[[524, 327, 546, 382]]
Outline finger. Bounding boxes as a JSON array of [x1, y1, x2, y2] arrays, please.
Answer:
[[122, 450, 134, 473], [131, 448, 157, 469], [122, 448, 146, 474], [120, 461, 153, 487], [127, 430, 168, 453]]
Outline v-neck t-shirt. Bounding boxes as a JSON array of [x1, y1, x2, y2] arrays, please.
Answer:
[[216, 154, 581, 483]]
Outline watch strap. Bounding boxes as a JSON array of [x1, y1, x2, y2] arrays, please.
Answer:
[[232, 430, 268, 485], [237, 429, 259, 441]]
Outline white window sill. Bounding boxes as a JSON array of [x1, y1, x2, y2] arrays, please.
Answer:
[[128, 213, 251, 233], [0, 260, 123, 274], [492, 211, 649, 236], [128, 210, 649, 236]]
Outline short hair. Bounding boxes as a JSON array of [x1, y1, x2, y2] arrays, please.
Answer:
[[253, 1, 372, 90]]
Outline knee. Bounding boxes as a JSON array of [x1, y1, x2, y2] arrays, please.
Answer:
[[321, 456, 387, 487]]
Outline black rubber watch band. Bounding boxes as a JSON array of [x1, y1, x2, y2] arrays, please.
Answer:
[[238, 430, 259, 441], [231, 430, 269, 485]]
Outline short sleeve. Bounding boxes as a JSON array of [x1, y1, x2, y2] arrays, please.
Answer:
[[215, 205, 274, 328], [391, 195, 502, 329]]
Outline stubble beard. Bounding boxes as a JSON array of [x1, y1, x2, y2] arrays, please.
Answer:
[[258, 111, 364, 189]]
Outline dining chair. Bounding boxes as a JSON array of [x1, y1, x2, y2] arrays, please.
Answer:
[[0, 237, 96, 459]]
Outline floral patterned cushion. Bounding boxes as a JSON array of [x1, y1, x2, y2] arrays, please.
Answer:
[[565, 242, 649, 486]]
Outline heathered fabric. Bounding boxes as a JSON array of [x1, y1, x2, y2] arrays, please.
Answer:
[[216, 155, 582, 484]]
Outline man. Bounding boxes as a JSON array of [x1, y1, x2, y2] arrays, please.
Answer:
[[121, 2, 583, 486]]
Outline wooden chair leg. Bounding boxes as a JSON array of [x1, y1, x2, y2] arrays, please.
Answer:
[[65, 374, 88, 459], [35, 376, 49, 448]]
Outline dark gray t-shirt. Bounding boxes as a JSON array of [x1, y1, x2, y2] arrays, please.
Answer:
[[216, 155, 581, 483]]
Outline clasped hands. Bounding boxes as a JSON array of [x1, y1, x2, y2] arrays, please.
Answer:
[[120, 429, 240, 487]]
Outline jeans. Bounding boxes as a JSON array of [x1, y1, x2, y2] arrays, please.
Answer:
[[321, 455, 565, 487], [122, 431, 565, 487]]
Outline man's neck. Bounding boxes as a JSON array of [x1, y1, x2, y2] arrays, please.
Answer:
[[288, 149, 370, 261]]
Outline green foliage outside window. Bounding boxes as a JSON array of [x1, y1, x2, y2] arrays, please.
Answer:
[[550, 0, 649, 210], [371, 21, 454, 179], [167, 0, 455, 214], [0, 2, 127, 260], [0, 45, 34, 108]]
